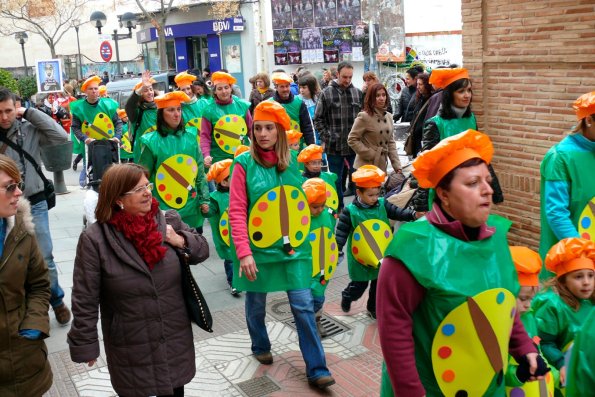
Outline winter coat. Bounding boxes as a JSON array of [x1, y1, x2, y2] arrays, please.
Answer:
[[348, 109, 401, 172], [248, 88, 274, 115], [68, 209, 209, 397], [0, 199, 52, 397]]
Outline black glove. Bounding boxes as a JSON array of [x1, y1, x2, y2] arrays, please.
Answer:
[[516, 353, 550, 383]]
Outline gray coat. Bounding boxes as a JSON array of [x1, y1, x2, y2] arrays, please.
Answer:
[[68, 210, 209, 397]]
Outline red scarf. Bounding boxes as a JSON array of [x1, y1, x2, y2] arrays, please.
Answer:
[[108, 198, 167, 270]]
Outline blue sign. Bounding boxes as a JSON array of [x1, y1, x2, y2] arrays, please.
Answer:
[[136, 17, 245, 43]]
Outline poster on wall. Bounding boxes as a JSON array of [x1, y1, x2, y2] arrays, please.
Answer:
[[274, 30, 288, 65], [337, 0, 361, 26], [224, 44, 242, 73], [272, 0, 293, 29], [338, 26, 353, 61], [292, 0, 314, 28], [406, 34, 463, 69], [35, 59, 63, 93], [301, 28, 324, 63], [314, 0, 337, 27], [274, 29, 302, 65], [322, 28, 339, 63]]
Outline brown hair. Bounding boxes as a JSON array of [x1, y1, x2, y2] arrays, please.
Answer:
[[95, 163, 149, 223], [362, 71, 378, 83], [544, 274, 595, 311], [250, 122, 290, 172], [252, 72, 270, 88], [0, 154, 22, 183], [363, 83, 389, 115]]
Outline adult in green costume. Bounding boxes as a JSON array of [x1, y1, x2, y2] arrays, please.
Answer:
[[377, 130, 543, 397], [134, 91, 210, 229], [539, 91, 595, 280], [228, 101, 335, 389], [125, 71, 158, 148]]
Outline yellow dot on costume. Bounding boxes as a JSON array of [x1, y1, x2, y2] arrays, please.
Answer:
[[155, 154, 198, 209], [214, 114, 247, 154], [324, 182, 339, 211], [81, 113, 115, 140], [578, 198, 595, 241], [310, 226, 338, 284], [219, 210, 230, 247], [350, 219, 392, 268]]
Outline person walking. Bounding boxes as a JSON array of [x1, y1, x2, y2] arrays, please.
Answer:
[[248, 72, 274, 115]]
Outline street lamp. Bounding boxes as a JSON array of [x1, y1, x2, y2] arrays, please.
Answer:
[[14, 32, 29, 77], [72, 19, 83, 80], [90, 11, 137, 76]]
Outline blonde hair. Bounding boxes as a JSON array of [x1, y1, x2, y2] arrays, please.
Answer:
[[0, 155, 22, 182], [544, 274, 595, 311], [250, 122, 290, 172]]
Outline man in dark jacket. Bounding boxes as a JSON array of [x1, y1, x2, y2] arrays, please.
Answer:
[[393, 67, 422, 122]]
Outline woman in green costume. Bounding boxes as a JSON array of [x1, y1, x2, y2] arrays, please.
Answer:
[[228, 101, 335, 390], [125, 70, 158, 147], [377, 129, 547, 397]]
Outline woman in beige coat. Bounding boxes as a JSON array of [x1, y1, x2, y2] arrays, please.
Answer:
[[348, 83, 402, 173]]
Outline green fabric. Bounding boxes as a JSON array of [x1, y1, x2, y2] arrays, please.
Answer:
[[309, 210, 338, 297], [431, 113, 477, 140], [134, 107, 158, 138], [202, 97, 251, 164], [380, 214, 519, 397], [135, 127, 209, 228], [566, 309, 595, 396], [70, 130, 84, 155], [269, 95, 303, 131], [206, 190, 232, 260], [119, 123, 134, 160], [182, 98, 204, 131], [346, 198, 391, 282], [70, 98, 118, 140], [231, 151, 312, 293]]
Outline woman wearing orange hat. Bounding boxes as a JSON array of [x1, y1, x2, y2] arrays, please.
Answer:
[[125, 70, 158, 144], [200, 71, 252, 168], [134, 91, 210, 229], [228, 100, 335, 389], [377, 130, 544, 397], [175, 72, 204, 131], [539, 91, 595, 276]]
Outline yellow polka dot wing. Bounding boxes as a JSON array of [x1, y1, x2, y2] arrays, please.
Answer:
[[325, 182, 339, 211], [81, 112, 115, 140], [350, 219, 393, 268], [121, 130, 132, 153], [310, 226, 338, 286], [578, 198, 595, 241], [155, 154, 198, 209], [248, 185, 311, 255], [432, 288, 516, 397], [219, 209, 230, 246], [214, 115, 248, 154]]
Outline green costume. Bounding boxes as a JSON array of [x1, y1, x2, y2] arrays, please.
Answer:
[[308, 210, 338, 297], [566, 310, 595, 397], [430, 114, 477, 140], [135, 127, 209, 228], [231, 152, 312, 293], [119, 122, 134, 160], [132, 107, 158, 139], [204, 189, 231, 260], [70, 98, 119, 140], [380, 215, 519, 397], [269, 95, 303, 132], [182, 98, 204, 131], [70, 130, 85, 156]]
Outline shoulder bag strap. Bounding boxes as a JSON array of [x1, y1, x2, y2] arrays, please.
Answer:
[[0, 126, 50, 185]]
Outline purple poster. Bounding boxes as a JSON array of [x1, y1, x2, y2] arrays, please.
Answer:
[[272, 0, 293, 29], [292, 0, 315, 28], [314, 0, 337, 26]]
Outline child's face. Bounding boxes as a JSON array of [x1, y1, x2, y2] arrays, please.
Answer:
[[309, 202, 325, 217], [563, 269, 594, 300], [220, 176, 230, 188], [356, 187, 380, 206], [289, 142, 300, 150], [122, 116, 129, 123], [516, 286, 537, 314], [305, 160, 322, 173]]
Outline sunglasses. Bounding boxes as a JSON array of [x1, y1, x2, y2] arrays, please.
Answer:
[[0, 181, 24, 195], [123, 183, 154, 196]]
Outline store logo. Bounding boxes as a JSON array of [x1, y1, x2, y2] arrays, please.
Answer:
[[213, 20, 229, 32], [164, 27, 174, 37]]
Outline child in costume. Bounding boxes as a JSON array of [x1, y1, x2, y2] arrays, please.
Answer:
[[565, 309, 595, 396], [287, 129, 302, 151], [336, 164, 419, 318], [117, 109, 134, 163], [205, 159, 239, 296], [534, 237, 594, 391], [506, 246, 558, 397], [298, 144, 339, 216], [302, 178, 339, 336]]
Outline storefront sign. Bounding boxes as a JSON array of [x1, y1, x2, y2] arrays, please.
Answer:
[[136, 17, 245, 43]]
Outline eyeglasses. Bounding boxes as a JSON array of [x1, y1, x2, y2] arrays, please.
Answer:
[[307, 160, 323, 166], [123, 183, 153, 196], [0, 181, 24, 195]]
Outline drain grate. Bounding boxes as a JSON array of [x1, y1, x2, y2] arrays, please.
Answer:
[[284, 314, 350, 339], [235, 375, 281, 397], [266, 298, 294, 321]]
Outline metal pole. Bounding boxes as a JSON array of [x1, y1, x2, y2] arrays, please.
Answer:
[[75, 26, 83, 80], [369, 21, 374, 72], [20, 42, 28, 77], [113, 30, 122, 76]]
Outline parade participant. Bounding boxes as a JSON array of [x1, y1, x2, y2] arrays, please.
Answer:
[[135, 91, 210, 229], [248, 72, 274, 115], [0, 155, 53, 396], [125, 70, 158, 142], [377, 129, 545, 397], [270, 72, 315, 146], [68, 163, 209, 397], [539, 92, 595, 276], [191, 76, 213, 103], [298, 144, 339, 215], [534, 237, 594, 390], [204, 159, 239, 296], [228, 101, 335, 389], [98, 85, 107, 98], [200, 71, 251, 167], [565, 309, 595, 396], [117, 109, 133, 163], [302, 177, 339, 337], [286, 129, 302, 151], [337, 165, 419, 319], [175, 71, 203, 131]]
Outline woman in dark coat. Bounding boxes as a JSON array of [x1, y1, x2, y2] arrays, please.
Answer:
[[68, 163, 209, 397]]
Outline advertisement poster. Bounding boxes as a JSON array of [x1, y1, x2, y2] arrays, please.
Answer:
[[314, 0, 337, 27], [274, 29, 302, 65], [36, 59, 63, 93], [301, 28, 324, 63], [292, 0, 314, 28], [272, 0, 293, 29], [322, 27, 352, 63], [338, 26, 353, 61], [337, 0, 361, 26], [224, 44, 242, 73]]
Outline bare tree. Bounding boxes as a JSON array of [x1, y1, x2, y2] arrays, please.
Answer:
[[0, 0, 91, 58]]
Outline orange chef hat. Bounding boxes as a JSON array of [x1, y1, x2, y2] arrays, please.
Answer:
[[572, 91, 595, 120], [234, 145, 250, 158], [253, 101, 291, 131], [98, 86, 107, 96], [510, 246, 542, 287], [412, 129, 493, 189], [286, 130, 303, 145], [117, 109, 127, 119], [175, 72, 197, 88], [271, 72, 293, 84], [153, 91, 191, 109], [133, 78, 157, 92], [206, 159, 233, 184], [352, 165, 386, 188], [211, 71, 237, 86], [545, 238, 595, 278], [297, 144, 324, 163], [302, 178, 327, 205], [81, 75, 101, 92], [429, 68, 469, 89]]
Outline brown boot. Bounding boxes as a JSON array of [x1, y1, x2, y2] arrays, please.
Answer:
[[309, 375, 336, 389], [54, 303, 71, 325]]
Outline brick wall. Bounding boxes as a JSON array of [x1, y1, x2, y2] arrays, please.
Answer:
[[461, 0, 595, 248]]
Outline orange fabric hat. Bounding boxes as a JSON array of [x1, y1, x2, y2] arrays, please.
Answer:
[[429, 68, 470, 89], [271, 72, 293, 84], [286, 130, 303, 145], [412, 129, 493, 189], [99, 86, 107, 96], [253, 101, 291, 131], [302, 178, 327, 205], [133, 78, 157, 92], [352, 165, 386, 188], [154, 91, 191, 109], [175, 72, 197, 88], [211, 71, 237, 86], [297, 144, 324, 163], [206, 159, 233, 184], [510, 246, 542, 287], [117, 109, 127, 119], [81, 76, 101, 92], [545, 237, 595, 278], [572, 91, 595, 120], [234, 145, 250, 158]]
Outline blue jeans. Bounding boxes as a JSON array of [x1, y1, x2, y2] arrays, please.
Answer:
[[79, 157, 86, 187], [313, 294, 325, 314], [326, 153, 355, 209], [245, 289, 331, 380], [30, 200, 64, 308], [224, 259, 233, 286]]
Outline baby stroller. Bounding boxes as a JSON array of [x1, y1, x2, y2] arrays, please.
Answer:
[[83, 139, 120, 228]]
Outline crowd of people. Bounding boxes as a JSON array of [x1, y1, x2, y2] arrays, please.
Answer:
[[0, 62, 592, 397]]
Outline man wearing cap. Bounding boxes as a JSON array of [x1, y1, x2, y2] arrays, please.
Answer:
[[175, 71, 204, 131], [0, 87, 72, 324]]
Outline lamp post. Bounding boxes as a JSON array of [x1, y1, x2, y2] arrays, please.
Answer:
[[72, 19, 83, 80], [90, 11, 137, 76], [14, 32, 28, 77]]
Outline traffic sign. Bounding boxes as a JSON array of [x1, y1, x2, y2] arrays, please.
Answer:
[[100, 41, 113, 62]]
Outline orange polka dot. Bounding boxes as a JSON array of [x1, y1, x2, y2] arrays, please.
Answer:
[[258, 202, 268, 211], [252, 217, 262, 227], [442, 370, 455, 383], [218, 140, 224, 145], [165, 193, 172, 201]]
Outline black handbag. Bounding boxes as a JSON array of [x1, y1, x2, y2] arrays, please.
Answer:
[[176, 249, 213, 333]]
